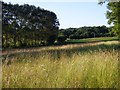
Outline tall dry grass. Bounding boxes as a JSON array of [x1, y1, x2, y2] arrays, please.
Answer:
[[2, 41, 119, 88]]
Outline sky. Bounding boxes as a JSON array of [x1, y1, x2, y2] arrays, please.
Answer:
[[3, 0, 109, 29]]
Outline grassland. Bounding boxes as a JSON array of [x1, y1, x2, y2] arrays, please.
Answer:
[[66, 37, 118, 44], [2, 38, 119, 88]]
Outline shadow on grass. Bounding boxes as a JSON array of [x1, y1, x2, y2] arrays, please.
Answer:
[[2, 37, 118, 50], [2, 43, 119, 63]]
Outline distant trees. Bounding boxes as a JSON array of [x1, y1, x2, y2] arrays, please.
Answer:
[[2, 2, 59, 48], [59, 26, 112, 40]]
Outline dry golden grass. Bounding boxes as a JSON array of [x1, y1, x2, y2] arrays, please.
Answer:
[[2, 41, 118, 55], [2, 41, 119, 88]]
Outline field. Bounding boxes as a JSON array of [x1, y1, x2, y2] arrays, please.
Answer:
[[66, 37, 118, 44], [2, 37, 119, 88]]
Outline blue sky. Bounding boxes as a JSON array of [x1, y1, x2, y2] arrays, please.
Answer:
[[3, 0, 109, 29]]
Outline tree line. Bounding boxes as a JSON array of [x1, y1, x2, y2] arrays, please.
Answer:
[[58, 26, 115, 40], [2, 2, 59, 48]]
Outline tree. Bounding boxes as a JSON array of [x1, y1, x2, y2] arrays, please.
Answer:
[[106, 2, 120, 36], [2, 2, 60, 48], [99, 0, 120, 36]]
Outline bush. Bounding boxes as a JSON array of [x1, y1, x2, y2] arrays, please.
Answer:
[[46, 35, 57, 45], [57, 36, 67, 43]]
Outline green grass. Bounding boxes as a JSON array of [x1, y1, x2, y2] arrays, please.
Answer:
[[66, 37, 118, 44], [2, 41, 119, 88]]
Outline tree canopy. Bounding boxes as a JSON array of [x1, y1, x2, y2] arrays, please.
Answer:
[[59, 26, 112, 40], [106, 2, 120, 36], [99, 0, 120, 36], [2, 2, 60, 48]]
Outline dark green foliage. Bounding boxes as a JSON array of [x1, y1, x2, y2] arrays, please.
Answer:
[[46, 35, 57, 45], [2, 2, 59, 49], [69, 34, 80, 39], [106, 2, 120, 36], [99, 0, 120, 36], [60, 25, 111, 39], [57, 36, 67, 43]]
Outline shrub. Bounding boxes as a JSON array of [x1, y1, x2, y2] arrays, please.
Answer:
[[57, 36, 67, 43]]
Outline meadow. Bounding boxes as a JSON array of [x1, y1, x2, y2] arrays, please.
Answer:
[[66, 37, 118, 44], [2, 38, 119, 88]]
